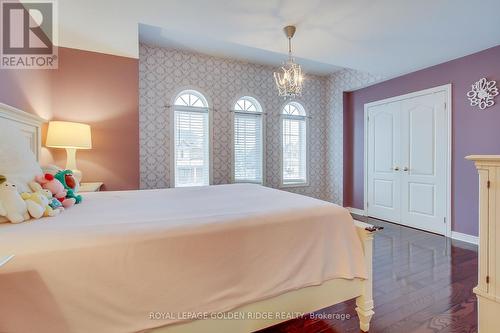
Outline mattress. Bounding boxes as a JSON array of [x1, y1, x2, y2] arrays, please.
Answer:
[[0, 184, 366, 333]]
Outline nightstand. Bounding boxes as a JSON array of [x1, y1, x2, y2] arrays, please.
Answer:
[[79, 182, 104, 192]]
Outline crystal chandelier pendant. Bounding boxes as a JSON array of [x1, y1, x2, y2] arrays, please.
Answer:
[[274, 26, 304, 98]]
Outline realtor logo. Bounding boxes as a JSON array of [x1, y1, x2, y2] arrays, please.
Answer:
[[1, 0, 58, 69]]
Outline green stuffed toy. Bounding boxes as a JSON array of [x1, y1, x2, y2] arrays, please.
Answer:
[[54, 170, 83, 204]]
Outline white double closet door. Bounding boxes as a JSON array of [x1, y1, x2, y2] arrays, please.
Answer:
[[366, 87, 449, 235]]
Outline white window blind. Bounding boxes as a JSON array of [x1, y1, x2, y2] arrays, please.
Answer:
[[234, 113, 263, 183], [282, 102, 307, 185], [233, 97, 263, 183], [173, 91, 210, 187]]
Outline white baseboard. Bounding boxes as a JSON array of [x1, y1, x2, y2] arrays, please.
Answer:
[[346, 207, 367, 216], [451, 231, 478, 245]]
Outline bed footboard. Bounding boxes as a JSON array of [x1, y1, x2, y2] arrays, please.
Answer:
[[353, 220, 382, 332], [145, 220, 382, 333]]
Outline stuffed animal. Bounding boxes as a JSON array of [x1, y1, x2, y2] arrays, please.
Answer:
[[0, 175, 31, 223], [38, 166, 66, 210], [48, 197, 64, 211], [35, 173, 76, 208], [55, 170, 82, 204], [27, 182, 62, 217], [20, 192, 45, 219]]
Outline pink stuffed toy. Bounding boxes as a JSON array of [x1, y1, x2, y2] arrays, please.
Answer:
[[35, 173, 76, 208]]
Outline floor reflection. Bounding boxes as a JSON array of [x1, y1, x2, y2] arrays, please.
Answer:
[[260, 216, 478, 333]]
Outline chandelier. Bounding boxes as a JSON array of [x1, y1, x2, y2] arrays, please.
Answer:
[[273, 25, 303, 98]]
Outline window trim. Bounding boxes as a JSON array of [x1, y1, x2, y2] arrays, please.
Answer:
[[231, 95, 266, 185], [170, 88, 213, 188], [279, 101, 309, 188]]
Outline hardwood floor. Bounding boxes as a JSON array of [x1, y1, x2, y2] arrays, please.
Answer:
[[259, 216, 478, 333]]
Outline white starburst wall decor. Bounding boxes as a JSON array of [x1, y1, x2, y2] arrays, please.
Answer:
[[467, 77, 498, 110]]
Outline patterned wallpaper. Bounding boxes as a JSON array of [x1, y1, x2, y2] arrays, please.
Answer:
[[139, 43, 330, 200], [139, 43, 383, 203], [324, 69, 385, 204]]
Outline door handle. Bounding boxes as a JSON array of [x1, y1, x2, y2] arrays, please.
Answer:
[[394, 166, 400, 171], [403, 167, 409, 171]]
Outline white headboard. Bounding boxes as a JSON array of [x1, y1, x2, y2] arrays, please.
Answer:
[[0, 103, 45, 162]]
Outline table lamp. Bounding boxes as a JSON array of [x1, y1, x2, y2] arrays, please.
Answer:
[[46, 121, 92, 182]]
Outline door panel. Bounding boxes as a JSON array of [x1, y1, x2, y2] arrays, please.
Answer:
[[374, 112, 394, 173], [373, 180, 394, 207], [366, 88, 449, 235], [408, 182, 435, 216], [367, 102, 401, 222], [408, 105, 435, 176], [400, 91, 447, 234]]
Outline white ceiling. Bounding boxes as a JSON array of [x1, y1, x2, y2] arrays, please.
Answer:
[[138, 23, 343, 75], [59, 0, 500, 77]]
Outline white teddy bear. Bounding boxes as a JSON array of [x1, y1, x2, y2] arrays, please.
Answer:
[[0, 175, 42, 223]]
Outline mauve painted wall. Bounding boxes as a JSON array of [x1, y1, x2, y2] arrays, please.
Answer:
[[344, 45, 500, 236], [0, 47, 139, 190]]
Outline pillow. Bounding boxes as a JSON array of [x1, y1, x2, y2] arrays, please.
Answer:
[[0, 121, 42, 193], [42, 164, 62, 175]]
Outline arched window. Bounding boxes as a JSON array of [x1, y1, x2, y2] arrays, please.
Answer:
[[173, 90, 210, 187], [174, 91, 207, 108], [281, 102, 308, 186], [233, 96, 264, 184], [282, 102, 306, 116]]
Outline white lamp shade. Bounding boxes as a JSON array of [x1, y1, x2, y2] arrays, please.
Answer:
[[46, 121, 92, 149]]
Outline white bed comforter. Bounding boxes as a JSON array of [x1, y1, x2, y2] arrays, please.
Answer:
[[0, 184, 366, 333]]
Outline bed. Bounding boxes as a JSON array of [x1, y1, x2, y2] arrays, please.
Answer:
[[0, 103, 379, 333]]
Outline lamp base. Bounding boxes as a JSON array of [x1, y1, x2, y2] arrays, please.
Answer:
[[65, 148, 83, 182]]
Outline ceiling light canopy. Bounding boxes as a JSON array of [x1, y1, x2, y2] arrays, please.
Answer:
[[273, 25, 304, 98]]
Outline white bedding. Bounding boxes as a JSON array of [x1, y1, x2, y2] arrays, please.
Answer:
[[0, 184, 366, 333]]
